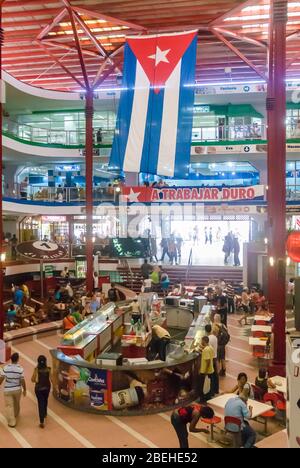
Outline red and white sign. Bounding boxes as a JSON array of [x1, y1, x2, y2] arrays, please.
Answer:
[[122, 185, 265, 203]]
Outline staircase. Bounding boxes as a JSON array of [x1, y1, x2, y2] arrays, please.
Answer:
[[117, 265, 243, 294]]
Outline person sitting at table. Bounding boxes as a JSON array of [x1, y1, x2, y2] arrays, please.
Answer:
[[6, 304, 17, 325], [254, 368, 276, 399], [63, 310, 77, 333], [71, 306, 83, 324], [229, 373, 254, 400], [171, 403, 213, 449], [224, 390, 257, 448], [54, 286, 62, 302]]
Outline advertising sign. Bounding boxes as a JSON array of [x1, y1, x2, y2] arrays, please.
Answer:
[[52, 358, 112, 411], [16, 241, 68, 260], [122, 185, 265, 204]]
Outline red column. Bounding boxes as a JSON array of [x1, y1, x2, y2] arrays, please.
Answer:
[[267, 0, 287, 374], [85, 91, 94, 293], [0, 14, 4, 340]]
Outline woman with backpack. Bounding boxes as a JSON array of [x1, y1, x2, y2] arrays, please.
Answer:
[[31, 355, 52, 428], [213, 314, 230, 377]]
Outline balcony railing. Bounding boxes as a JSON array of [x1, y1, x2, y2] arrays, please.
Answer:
[[6, 184, 119, 203], [1, 118, 283, 147], [3, 183, 300, 203]]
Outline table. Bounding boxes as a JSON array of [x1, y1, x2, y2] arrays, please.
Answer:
[[271, 376, 287, 395], [249, 337, 268, 346], [251, 325, 272, 333], [254, 315, 273, 323], [207, 394, 272, 419]]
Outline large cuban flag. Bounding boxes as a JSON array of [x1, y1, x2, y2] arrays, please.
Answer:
[[109, 30, 198, 178]]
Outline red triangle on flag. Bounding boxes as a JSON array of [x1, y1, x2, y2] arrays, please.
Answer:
[[127, 30, 197, 94]]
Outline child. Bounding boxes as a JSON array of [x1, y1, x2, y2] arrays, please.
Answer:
[[255, 368, 276, 399]]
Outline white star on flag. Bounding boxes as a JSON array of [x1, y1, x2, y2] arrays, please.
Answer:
[[148, 47, 171, 66], [126, 189, 141, 203]]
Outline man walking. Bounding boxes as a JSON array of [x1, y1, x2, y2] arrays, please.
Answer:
[[0, 353, 26, 427]]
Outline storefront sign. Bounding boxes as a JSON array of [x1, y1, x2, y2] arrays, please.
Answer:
[[16, 241, 68, 260], [42, 216, 66, 222], [192, 144, 267, 155], [195, 83, 267, 95], [122, 185, 265, 204], [204, 204, 263, 215]]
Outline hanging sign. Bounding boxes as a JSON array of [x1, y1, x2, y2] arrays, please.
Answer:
[[16, 241, 68, 260]]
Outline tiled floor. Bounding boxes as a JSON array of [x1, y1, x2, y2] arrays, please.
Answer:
[[0, 315, 286, 448]]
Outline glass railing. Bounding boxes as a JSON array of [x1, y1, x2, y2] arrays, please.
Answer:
[[6, 184, 119, 203], [2, 118, 276, 146], [2, 118, 114, 146], [4, 183, 300, 203], [4, 118, 300, 147]]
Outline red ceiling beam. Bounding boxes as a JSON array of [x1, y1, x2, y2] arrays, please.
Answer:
[[1, 7, 63, 19], [37, 8, 68, 41], [209, 0, 264, 26], [211, 27, 268, 49], [93, 57, 122, 89], [41, 40, 102, 58], [72, 10, 108, 58], [73, 6, 146, 31], [36, 41, 85, 89], [60, 0, 91, 90], [211, 28, 268, 81], [92, 44, 124, 88]]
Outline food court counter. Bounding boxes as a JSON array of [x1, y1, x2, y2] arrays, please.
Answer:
[[50, 348, 200, 415]]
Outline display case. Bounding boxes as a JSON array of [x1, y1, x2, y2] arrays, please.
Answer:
[[58, 303, 118, 359]]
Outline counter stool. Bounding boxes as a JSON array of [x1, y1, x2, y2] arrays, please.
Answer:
[[224, 416, 242, 448], [201, 416, 222, 442]]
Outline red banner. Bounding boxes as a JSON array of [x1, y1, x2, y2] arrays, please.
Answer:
[[121, 185, 265, 203]]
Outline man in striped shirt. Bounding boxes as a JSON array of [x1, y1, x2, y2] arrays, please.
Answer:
[[226, 283, 236, 314], [0, 353, 26, 427]]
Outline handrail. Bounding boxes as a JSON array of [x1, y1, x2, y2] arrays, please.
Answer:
[[185, 247, 193, 283], [1, 118, 278, 146], [4, 183, 300, 203]]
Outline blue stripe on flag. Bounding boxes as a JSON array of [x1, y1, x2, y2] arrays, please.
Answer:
[[174, 36, 197, 178], [109, 44, 137, 171], [140, 87, 165, 175]]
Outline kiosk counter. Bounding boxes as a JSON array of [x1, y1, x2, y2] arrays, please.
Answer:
[[51, 300, 202, 415]]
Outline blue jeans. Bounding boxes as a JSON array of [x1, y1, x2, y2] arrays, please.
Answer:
[[242, 422, 256, 448]]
